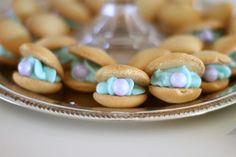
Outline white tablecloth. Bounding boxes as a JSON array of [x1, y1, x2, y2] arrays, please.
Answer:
[[0, 100, 236, 157]]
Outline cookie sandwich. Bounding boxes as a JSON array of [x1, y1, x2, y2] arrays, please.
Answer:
[[145, 53, 205, 103], [213, 35, 236, 76], [26, 13, 70, 38], [180, 20, 224, 47], [51, 0, 91, 29], [94, 64, 150, 108], [128, 48, 170, 70], [194, 51, 232, 93], [36, 35, 77, 67], [159, 35, 203, 54], [13, 43, 64, 94], [63, 45, 116, 92], [0, 19, 31, 65]]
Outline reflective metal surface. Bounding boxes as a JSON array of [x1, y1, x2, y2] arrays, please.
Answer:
[[0, 66, 236, 121]]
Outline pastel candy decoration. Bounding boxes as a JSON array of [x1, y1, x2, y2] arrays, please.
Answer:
[[112, 79, 130, 96], [203, 66, 218, 82], [96, 77, 145, 96], [18, 58, 33, 77], [170, 72, 187, 88], [198, 29, 214, 43], [72, 64, 89, 80]]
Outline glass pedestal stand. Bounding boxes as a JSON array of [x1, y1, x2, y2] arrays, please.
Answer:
[[79, 0, 164, 63]]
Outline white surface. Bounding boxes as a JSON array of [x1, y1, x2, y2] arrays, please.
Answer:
[[0, 100, 236, 157]]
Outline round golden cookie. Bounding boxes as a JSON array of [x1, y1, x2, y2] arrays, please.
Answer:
[[145, 53, 204, 103], [136, 0, 165, 22], [64, 45, 116, 92], [145, 53, 205, 76], [159, 35, 203, 54], [213, 35, 236, 54], [94, 64, 149, 108], [149, 86, 202, 104], [93, 93, 147, 108], [179, 20, 223, 33], [51, 0, 91, 24], [26, 13, 70, 38], [20, 43, 64, 77], [157, 4, 201, 34], [201, 80, 229, 93], [193, 50, 232, 93], [84, 0, 105, 14], [0, 19, 32, 54], [193, 50, 232, 65], [69, 45, 116, 66], [128, 48, 170, 70], [202, 2, 233, 27], [36, 35, 77, 50], [13, 43, 64, 94], [12, 0, 42, 21], [96, 64, 150, 87]]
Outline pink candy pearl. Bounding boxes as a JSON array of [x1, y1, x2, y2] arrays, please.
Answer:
[[72, 64, 89, 80], [203, 66, 218, 82], [112, 79, 130, 96], [170, 72, 187, 88]]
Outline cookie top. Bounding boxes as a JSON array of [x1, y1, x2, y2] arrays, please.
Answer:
[[128, 48, 170, 70], [69, 45, 116, 66], [179, 20, 223, 33], [159, 35, 203, 53], [96, 64, 150, 86], [51, 0, 91, 24], [26, 13, 69, 38], [36, 35, 77, 49], [0, 19, 31, 54], [145, 53, 205, 76], [193, 50, 232, 65], [12, 0, 42, 21], [213, 35, 236, 53], [20, 43, 64, 77]]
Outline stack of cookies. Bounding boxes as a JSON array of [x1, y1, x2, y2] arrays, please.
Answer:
[[0, 0, 235, 108]]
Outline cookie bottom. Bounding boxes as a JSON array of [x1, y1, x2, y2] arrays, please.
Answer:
[[13, 72, 62, 94], [93, 93, 147, 108], [149, 86, 202, 103], [201, 80, 229, 93], [63, 72, 96, 92]]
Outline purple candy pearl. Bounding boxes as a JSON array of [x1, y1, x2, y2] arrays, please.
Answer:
[[203, 66, 218, 82], [18, 59, 33, 77], [112, 79, 130, 96], [170, 72, 187, 88], [72, 64, 89, 80], [199, 29, 214, 43]]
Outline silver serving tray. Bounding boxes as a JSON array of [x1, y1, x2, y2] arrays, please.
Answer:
[[0, 66, 236, 121]]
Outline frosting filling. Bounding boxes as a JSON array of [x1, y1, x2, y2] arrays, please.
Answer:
[[63, 17, 80, 29], [71, 58, 100, 83], [191, 28, 224, 43], [96, 76, 145, 96], [53, 47, 77, 64], [228, 51, 236, 68], [18, 57, 61, 83], [203, 64, 231, 82], [151, 65, 201, 88]]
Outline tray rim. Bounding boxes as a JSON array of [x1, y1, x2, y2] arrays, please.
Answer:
[[0, 83, 236, 121]]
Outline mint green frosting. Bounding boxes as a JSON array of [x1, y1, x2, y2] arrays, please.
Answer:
[[0, 45, 15, 58], [53, 48, 77, 64], [192, 29, 224, 42], [63, 17, 80, 29], [151, 65, 201, 88], [71, 58, 100, 83], [206, 64, 231, 80], [229, 51, 236, 68], [96, 77, 145, 96], [26, 57, 61, 83]]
